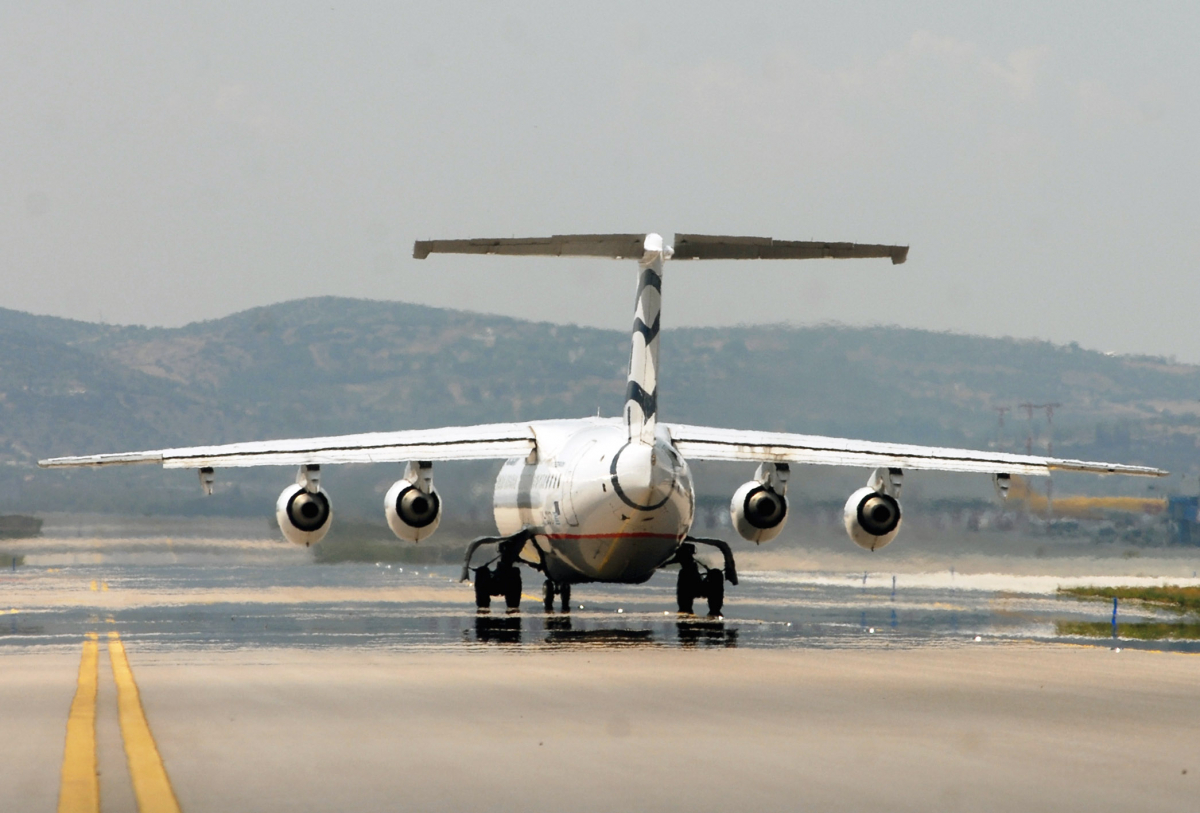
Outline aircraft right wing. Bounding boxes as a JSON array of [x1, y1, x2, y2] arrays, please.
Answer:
[[665, 423, 1167, 478], [38, 423, 537, 470]]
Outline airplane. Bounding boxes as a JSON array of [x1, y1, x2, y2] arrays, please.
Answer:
[[39, 233, 1168, 616]]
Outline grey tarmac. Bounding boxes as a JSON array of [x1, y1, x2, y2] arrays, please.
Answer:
[[3, 644, 1198, 812]]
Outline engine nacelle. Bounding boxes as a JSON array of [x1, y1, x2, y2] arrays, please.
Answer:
[[384, 479, 442, 542], [843, 487, 902, 551], [731, 479, 789, 543], [276, 483, 332, 547]]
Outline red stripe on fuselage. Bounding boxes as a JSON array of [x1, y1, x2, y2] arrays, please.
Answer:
[[544, 532, 681, 540]]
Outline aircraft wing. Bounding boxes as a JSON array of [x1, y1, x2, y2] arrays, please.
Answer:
[[38, 423, 537, 470], [664, 423, 1166, 478]]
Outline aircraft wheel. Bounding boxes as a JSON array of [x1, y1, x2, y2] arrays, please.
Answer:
[[560, 583, 571, 613], [705, 568, 725, 617], [676, 569, 698, 614], [474, 567, 492, 610], [542, 579, 555, 613], [503, 567, 523, 610]]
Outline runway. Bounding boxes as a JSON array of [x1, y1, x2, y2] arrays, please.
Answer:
[[2, 549, 1199, 811]]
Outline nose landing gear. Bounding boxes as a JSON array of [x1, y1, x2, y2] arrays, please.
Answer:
[[542, 579, 572, 613]]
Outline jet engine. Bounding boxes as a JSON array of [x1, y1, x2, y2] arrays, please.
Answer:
[[384, 461, 441, 542], [730, 463, 789, 543], [276, 465, 332, 547], [843, 468, 903, 551]]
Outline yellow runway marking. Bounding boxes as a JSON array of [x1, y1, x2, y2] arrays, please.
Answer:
[[108, 632, 181, 813], [101, 581, 109, 592], [89, 581, 97, 592], [58, 633, 99, 813]]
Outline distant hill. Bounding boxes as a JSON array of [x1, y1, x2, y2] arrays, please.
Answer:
[[0, 297, 1196, 518]]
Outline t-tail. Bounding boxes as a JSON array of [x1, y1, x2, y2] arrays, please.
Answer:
[[412, 231, 908, 439]]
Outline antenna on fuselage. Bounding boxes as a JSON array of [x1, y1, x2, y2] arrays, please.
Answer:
[[413, 232, 909, 445]]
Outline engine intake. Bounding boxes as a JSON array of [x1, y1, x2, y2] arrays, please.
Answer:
[[385, 461, 442, 542], [730, 463, 790, 543], [843, 487, 902, 551], [276, 483, 332, 547]]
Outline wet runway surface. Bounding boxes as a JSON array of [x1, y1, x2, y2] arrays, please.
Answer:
[[3, 558, 1197, 653], [5, 552, 1200, 812]]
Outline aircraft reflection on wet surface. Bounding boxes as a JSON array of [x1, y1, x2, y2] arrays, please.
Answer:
[[471, 614, 737, 648], [3, 560, 1200, 654]]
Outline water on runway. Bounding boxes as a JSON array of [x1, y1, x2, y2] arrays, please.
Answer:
[[2, 555, 1197, 654]]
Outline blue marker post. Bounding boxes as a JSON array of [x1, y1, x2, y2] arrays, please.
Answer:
[[891, 575, 897, 601], [1112, 596, 1119, 639]]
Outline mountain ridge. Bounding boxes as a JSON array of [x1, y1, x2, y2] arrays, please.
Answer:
[[0, 296, 1195, 516]]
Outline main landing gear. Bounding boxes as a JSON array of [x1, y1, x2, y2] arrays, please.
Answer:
[[667, 538, 739, 617], [462, 530, 541, 612]]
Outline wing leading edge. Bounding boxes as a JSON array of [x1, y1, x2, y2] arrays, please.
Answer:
[[665, 423, 1166, 478], [38, 423, 537, 470]]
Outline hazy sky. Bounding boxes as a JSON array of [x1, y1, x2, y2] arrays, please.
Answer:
[[2, 3, 1198, 359]]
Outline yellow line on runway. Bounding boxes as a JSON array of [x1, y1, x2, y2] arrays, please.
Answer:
[[107, 632, 181, 813], [89, 581, 97, 592], [58, 633, 99, 813]]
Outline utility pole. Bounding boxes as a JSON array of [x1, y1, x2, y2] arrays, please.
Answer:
[[993, 406, 1010, 449], [1018, 403, 1036, 455], [1031, 403, 1062, 456], [1032, 403, 1063, 513]]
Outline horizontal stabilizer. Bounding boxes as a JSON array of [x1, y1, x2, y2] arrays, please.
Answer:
[[414, 234, 646, 260], [673, 234, 908, 264]]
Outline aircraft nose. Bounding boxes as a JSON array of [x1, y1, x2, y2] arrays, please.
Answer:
[[611, 442, 676, 511]]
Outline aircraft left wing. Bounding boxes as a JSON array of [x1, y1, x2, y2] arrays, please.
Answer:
[[38, 423, 537, 470], [664, 423, 1166, 478]]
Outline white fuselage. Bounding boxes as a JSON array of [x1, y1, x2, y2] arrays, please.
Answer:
[[493, 418, 695, 584]]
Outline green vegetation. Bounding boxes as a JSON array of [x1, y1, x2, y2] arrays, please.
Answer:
[[1056, 620, 1200, 640], [1059, 585, 1200, 615]]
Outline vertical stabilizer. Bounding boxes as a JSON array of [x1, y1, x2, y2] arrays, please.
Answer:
[[626, 234, 668, 444]]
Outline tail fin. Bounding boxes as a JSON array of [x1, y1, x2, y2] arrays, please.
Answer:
[[625, 235, 665, 445]]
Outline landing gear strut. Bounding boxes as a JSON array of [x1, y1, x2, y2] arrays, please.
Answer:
[[542, 579, 572, 613], [667, 541, 736, 617]]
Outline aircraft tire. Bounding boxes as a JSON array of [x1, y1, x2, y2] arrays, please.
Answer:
[[474, 567, 492, 609], [560, 583, 571, 613], [504, 567, 522, 610], [705, 568, 724, 617], [676, 570, 698, 614], [542, 579, 555, 612]]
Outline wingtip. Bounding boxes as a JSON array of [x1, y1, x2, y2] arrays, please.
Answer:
[[891, 246, 909, 265], [412, 241, 431, 260]]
